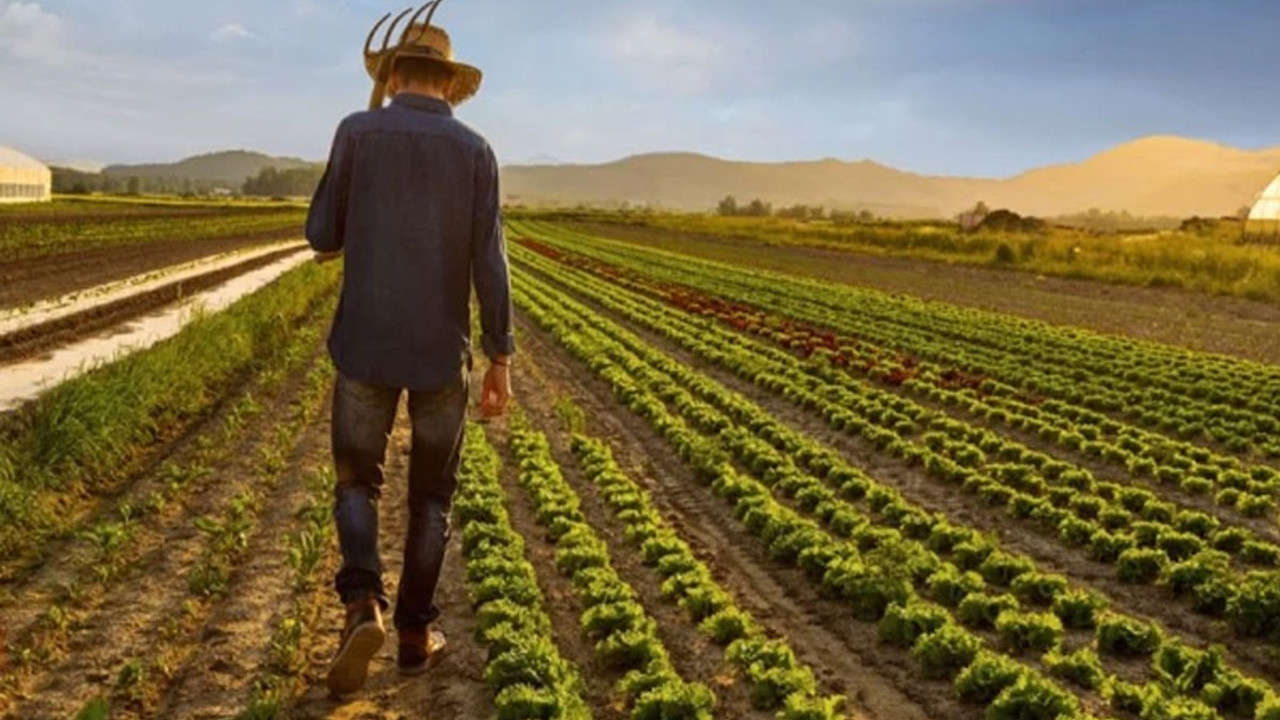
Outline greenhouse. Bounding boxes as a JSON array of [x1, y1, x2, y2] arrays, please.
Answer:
[[0, 145, 52, 203], [1245, 171, 1280, 239]]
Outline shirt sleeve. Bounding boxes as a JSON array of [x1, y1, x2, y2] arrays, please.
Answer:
[[471, 142, 515, 360], [305, 119, 353, 253]]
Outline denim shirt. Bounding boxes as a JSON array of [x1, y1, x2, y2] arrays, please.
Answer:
[[306, 93, 515, 391]]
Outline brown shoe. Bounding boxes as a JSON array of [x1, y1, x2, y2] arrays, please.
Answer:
[[326, 595, 386, 696], [398, 626, 447, 676]]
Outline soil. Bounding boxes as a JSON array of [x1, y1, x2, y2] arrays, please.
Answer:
[[509, 313, 979, 720], [0, 230, 299, 312], [1, 351, 330, 718], [568, 221, 1280, 365], [288, 413, 492, 720], [522, 272, 1280, 686], [0, 245, 303, 363]]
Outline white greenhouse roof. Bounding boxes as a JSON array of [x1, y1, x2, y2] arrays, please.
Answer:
[[1248, 173, 1280, 222], [0, 145, 49, 172]]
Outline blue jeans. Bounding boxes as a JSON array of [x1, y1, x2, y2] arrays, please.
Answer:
[[331, 365, 469, 630]]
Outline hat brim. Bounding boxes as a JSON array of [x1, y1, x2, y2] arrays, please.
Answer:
[[365, 51, 483, 106]]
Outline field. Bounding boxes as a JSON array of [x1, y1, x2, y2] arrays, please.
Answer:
[[550, 212, 1280, 305], [2, 206, 1280, 720]]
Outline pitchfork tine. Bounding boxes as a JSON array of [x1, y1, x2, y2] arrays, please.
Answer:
[[422, 0, 445, 28], [363, 12, 392, 57], [400, 1, 436, 43], [382, 7, 415, 49]]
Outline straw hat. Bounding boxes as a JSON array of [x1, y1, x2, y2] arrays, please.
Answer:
[[363, 2, 483, 107]]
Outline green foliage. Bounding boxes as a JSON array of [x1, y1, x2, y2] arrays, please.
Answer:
[[985, 672, 1080, 720], [878, 600, 950, 647], [958, 593, 1020, 630], [955, 650, 1025, 705], [995, 610, 1064, 653], [911, 623, 982, 678], [1096, 613, 1163, 657], [1043, 647, 1105, 691], [1117, 547, 1170, 584]]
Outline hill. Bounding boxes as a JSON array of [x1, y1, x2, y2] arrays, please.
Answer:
[[501, 136, 1280, 218], [103, 150, 318, 185]]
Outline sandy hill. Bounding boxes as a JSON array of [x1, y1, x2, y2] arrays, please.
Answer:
[[501, 136, 1280, 218]]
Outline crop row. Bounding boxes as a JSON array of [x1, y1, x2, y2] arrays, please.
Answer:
[[511, 243, 1280, 603], [454, 426, 592, 720], [2, 278, 335, 685], [654, 283, 1278, 512], [514, 273, 1110, 719], [509, 419, 717, 719], [0, 261, 340, 564], [65, 348, 333, 716], [568, 430, 849, 719], [0, 207, 307, 263], [511, 261, 1280, 720], [512, 221, 1280, 458], [514, 229, 1280, 519], [512, 243, 1280, 629]]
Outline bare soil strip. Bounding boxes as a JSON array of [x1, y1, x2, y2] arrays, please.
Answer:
[[510, 313, 977, 720], [0, 230, 300, 312], [0, 244, 303, 363]]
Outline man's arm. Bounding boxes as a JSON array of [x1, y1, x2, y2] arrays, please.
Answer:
[[305, 119, 354, 257], [472, 142, 515, 362], [472, 143, 515, 417]]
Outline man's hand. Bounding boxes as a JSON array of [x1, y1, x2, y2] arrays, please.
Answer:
[[314, 250, 344, 264], [479, 358, 512, 418]]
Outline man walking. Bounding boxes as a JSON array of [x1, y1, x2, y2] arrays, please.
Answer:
[[305, 2, 513, 696]]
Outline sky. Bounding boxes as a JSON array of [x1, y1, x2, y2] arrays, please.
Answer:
[[1, 0, 1279, 177]]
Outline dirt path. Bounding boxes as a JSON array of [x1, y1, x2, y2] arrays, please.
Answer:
[[569, 221, 1280, 365], [510, 313, 977, 720], [287, 407, 491, 720], [0, 230, 298, 312]]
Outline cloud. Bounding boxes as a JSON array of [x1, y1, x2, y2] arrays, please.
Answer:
[[0, 1, 67, 63], [293, 0, 326, 19], [610, 15, 729, 93], [210, 22, 258, 44]]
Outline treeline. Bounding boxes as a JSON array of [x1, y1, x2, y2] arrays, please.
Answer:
[[241, 166, 325, 198], [52, 168, 230, 196], [51, 165, 326, 198], [716, 195, 878, 224]]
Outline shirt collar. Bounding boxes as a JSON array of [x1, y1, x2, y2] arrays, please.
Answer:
[[391, 92, 453, 116]]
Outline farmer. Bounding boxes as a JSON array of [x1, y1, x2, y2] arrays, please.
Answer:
[[305, 0, 514, 696]]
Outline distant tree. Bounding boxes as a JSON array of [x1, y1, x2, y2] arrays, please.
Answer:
[[242, 165, 325, 197], [126, 176, 141, 195], [977, 208, 1048, 234], [744, 198, 772, 217], [717, 195, 739, 216]]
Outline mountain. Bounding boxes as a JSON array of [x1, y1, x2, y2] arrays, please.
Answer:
[[46, 158, 105, 173], [501, 136, 1280, 218], [103, 150, 318, 185]]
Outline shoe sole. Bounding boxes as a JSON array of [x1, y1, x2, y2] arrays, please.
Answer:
[[398, 635, 447, 676], [327, 621, 386, 696]]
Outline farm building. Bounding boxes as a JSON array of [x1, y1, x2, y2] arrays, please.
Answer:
[[0, 145, 52, 203], [1244, 171, 1280, 239]]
